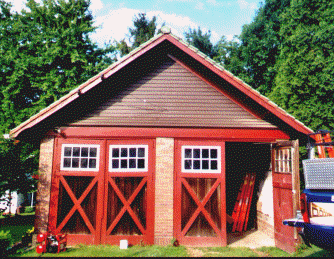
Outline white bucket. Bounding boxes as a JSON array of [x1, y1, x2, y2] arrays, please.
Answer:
[[120, 239, 128, 249]]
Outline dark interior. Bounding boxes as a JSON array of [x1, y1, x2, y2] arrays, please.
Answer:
[[225, 142, 271, 232]]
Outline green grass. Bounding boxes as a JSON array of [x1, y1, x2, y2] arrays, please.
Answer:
[[14, 244, 190, 257], [197, 246, 259, 257], [256, 244, 334, 257], [12, 243, 334, 257]]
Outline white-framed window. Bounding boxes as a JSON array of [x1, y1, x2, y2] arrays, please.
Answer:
[[61, 144, 100, 171], [109, 145, 148, 172], [182, 146, 221, 173]]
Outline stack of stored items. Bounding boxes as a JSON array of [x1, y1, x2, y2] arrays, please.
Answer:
[[231, 172, 256, 233]]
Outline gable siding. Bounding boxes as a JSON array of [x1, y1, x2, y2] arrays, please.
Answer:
[[70, 59, 276, 128]]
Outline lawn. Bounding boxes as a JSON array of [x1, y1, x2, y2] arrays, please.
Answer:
[[3, 214, 333, 257], [12, 243, 334, 257]]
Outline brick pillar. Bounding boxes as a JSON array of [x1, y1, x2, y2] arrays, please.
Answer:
[[34, 136, 54, 234], [154, 138, 174, 245]]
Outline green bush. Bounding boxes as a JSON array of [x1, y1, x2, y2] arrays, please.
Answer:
[[24, 206, 35, 213], [0, 230, 12, 255]]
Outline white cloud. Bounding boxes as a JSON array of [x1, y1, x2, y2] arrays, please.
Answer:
[[9, 0, 33, 12], [237, 0, 257, 10], [90, 0, 103, 14], [225, 34, 234, 41], [9, 0, 104, 14], [92, 8, 139, 45], [90, 8, 203, 46]]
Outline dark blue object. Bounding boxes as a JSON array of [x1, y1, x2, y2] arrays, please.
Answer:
[[283, 189, 334, 252]]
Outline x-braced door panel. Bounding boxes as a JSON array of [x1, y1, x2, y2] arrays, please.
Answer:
[[102, 140, 155, 245], [49, 139, 106, 245], [175, 140, 226, 246]]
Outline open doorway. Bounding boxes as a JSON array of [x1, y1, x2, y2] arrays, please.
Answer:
[[225, 142, 274, 247]]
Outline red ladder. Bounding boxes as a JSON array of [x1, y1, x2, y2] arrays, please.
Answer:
[[231, 173, 256, 233], [314, 131, 334, 158]]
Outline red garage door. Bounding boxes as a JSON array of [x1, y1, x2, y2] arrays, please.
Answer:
[[49, 138, 155, 246], [174, 140, 226, 246]]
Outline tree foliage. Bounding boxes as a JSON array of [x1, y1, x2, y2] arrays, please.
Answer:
[[0, 137, 38, 205], [238, 0, 291, 95], [117, 13, 158, 57], [213, 36, 249, 81], [0, 0, 115, 198], [185, 27, 216, 58], [0, 0, 115, 134], [270, 0, 334, 131]]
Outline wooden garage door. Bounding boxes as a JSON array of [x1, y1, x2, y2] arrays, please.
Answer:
[[49, 138, 106, 245], [102, 139, 155, 245], [273, 140, 300, 253], [49, 138, 155, 246], [174, 140, 226, 246]]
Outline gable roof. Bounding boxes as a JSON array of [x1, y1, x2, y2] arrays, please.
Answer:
[[10, 28, 313, 139]]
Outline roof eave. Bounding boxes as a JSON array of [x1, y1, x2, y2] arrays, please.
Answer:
[[10, 31, 314, 139]]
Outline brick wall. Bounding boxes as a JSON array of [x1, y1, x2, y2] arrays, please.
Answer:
[[154, 138, 174, 245], [34, 136, 54, 234]]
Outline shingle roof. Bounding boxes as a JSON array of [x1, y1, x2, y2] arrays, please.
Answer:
[[10, 27, 313, 138]]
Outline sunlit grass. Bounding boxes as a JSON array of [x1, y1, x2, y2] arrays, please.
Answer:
[[14, 244, 189, 257]]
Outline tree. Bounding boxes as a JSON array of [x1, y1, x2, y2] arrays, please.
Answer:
[[0, 0, 115, 134], [238, 0, 291, 95], [270, 0, 334, 131], [0, 0, 115, 199], [0, 137, 38, 209], [117, 13, 158, 57], [213, 36, 249, 82], [185, 27, 216, 58]]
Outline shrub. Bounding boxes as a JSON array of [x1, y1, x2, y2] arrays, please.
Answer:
[[0, 230, 13, 255], [24, 206, 35, 213]]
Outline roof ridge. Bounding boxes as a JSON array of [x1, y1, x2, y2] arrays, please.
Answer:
[[10, 30, 313, 138]]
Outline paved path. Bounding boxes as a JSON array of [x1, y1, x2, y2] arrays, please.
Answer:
[[228, 230, 275, 249]]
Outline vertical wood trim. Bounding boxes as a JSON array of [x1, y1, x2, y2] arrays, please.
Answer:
[[221, 141, 227, 246], [292, 140, 300, 240]]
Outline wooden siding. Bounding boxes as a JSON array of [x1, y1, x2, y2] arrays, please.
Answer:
[[70, 58, 276, 128]]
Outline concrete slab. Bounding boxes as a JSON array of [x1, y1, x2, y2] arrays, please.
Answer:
[[227, 229, 275, 249]]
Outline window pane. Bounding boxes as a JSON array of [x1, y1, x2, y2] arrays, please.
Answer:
[[121, 159, 127, 168], [90, 148, 97, 158], [121, 148, 128, 157], [63, 158, 71, 168], [64, 147, 72, 157], [210, 149, 217, 158], [129, 148, 136, 157], [138, 159, 145, 169], [81, 158, 88, 168], [89, 159, 96, 168], [72, 158, 79, 168], [129, 159, 136, 168], [194, 160, 200, 169], [112, 159, 119, 169], [73, 148, 80, 157], [211, 160, 218, 170], [185, 149, 192, 158], [112, 148, 119, 158], [81, 148, 88, 157], [184, 160, 192, 170], [193, 149, 200, 158], [202, 160, 209, 169], [138, 148, 145, 158], [202, 149, 209, 158]]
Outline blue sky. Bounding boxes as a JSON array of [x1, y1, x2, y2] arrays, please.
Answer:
[[11, 0, 263, 46]]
